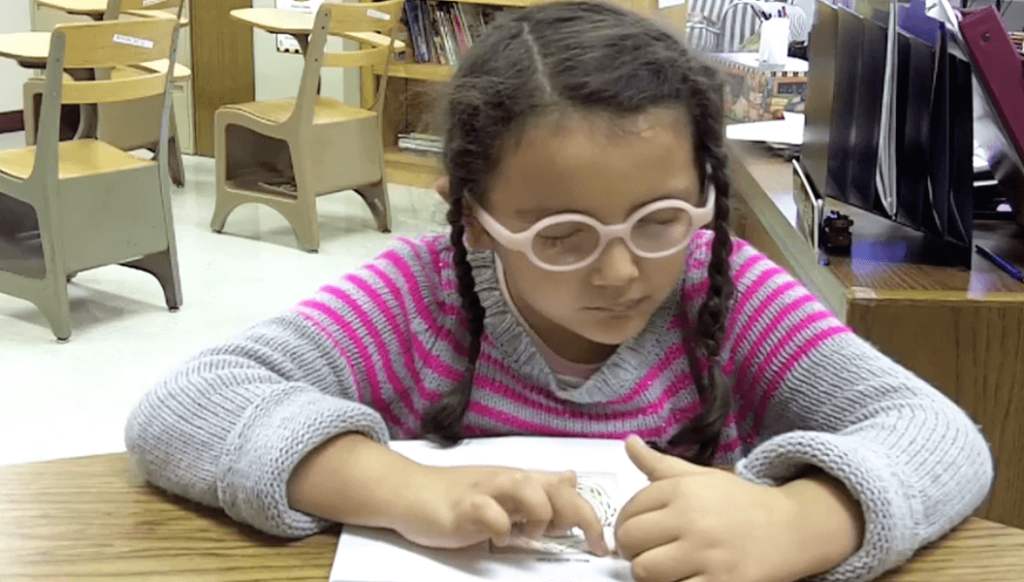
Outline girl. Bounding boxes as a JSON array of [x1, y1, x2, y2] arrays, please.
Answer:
[[126, 2, 993, 582]]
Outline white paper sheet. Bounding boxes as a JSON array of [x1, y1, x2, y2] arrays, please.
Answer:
[[329, 437, 650, 582], [726, 112, 805, 145]]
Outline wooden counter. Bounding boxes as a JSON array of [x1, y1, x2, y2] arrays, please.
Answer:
[[728, 141, 1024, 531], [1, 453, 1024, 581]]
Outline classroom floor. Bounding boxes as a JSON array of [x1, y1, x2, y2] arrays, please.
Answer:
[[0, 135, 449, 467]]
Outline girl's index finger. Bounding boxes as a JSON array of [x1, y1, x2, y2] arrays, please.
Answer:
[[548, 481, 610, 557], [574, 493, 610, 557]]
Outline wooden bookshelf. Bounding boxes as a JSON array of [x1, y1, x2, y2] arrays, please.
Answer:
[[361, 0, 665, 188], [374, 62, 454, 82], [383, 147, 443, 188]]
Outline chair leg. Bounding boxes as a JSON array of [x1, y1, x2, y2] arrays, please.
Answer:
[[287, 196, 321, 253], [122, 249, 182, 311], [37, 278, 72, 342], [355, 180, 391, 233], [167, 105, 186, 188], [290, 165, 321, 253], [167, 135, 186, 188], [23, 91, 40, 147], [210, 191, 245, 234]]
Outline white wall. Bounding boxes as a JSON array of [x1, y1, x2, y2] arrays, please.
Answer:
[[1, 0, 34, 113], [251, 0, 359, 106]]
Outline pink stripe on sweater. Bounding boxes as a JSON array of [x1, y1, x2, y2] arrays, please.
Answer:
[[727, 279, 803, 402], [727, 263, 791, 332], [374, 249, 469, 359], [607, 344, 687, 406], [467, 400, 699, 440], [472, 368, 702, 424], [314, 288, 424, 422], [295, 306, 412, 436], [736, 310, 843, 430], [733, 293, 819, 395], [344, 274, 439, 388], [357, 266, 466, 385], [751, 326, 850, 436], [299, 298, 421, 436], [681, 247, 765, 307]]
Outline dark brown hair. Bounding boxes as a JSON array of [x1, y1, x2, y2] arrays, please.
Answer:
[[419, 0, 734, 465]]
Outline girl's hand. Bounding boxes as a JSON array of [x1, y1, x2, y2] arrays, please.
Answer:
[[394, 464, 610, 556], [614, 436, 816, 582]]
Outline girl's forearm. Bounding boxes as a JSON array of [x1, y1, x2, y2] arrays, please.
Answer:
[[286, 433, 423, 530], [775, 470, 865, 580]]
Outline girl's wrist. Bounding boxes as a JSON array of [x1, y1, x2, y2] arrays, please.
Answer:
[[772, 471, 865, 580]]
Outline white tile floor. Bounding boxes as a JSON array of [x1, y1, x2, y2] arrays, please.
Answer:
[[0, 141, 449, 467]]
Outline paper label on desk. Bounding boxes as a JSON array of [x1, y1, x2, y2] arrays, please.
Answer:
[[113, 34, 155, 49], [366, 8, 391, 20]]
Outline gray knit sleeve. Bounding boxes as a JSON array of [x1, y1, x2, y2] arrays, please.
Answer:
[[725, 245, 993, 582], [123, 236, 458, 538], [125, 313, 391, 537]]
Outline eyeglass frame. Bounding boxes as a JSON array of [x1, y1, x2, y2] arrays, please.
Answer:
[[471, 185, 716, 272]]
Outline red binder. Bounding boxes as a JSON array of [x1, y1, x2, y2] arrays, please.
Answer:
[[960, 6, 1024, 162]]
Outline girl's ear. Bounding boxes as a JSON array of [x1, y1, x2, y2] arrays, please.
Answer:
[[434, 176, 451, 203], [462, 200, 493, 251], [439, 175, 493, 251]]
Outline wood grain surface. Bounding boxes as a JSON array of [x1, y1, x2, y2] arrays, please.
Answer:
[[1, 453, 1023, 582], [189, 0, 254, 156], [728, 141, 1024, 531]]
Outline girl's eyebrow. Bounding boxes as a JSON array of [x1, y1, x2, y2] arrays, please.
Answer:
[[512, 189, 699, 222]]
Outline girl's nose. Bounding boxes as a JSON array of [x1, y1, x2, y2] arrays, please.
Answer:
[[590, 239, 639, 287]]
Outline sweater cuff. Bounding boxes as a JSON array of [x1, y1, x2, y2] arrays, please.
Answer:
[[735, 431, 920, 582], [216, 385, 391, 538]]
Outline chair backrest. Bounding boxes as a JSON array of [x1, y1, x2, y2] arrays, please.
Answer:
[[52, 19, 179, 105], [293, 0, 404, 125], [118, 0, 182, 10], [30, 17, 181, 182], [104, 0, 185, 22]]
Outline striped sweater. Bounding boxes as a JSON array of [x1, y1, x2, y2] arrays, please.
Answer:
[[125, 231, 993, 582]]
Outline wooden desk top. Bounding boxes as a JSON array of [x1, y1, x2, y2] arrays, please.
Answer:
[[230, 8, 406, 52], [0, 31, 189, 80], [36, 0, 105, 16], [2, 453, 1024, 582], [0, 31, 51, 66], [729, 141, 1024, 304]]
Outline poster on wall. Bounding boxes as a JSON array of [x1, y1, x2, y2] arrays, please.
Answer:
[[274, 0, 325, 52]]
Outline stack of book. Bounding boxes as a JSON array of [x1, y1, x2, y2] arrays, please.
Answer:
[[397, 133, 444, 156], [403, 0, 505, 65], [1011, 32, 1023, 56]]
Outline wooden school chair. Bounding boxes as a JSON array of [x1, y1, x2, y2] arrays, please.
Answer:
[[0, 17, 183, 341], [211, 0, 404, 253], [21, 0, 191, 187]]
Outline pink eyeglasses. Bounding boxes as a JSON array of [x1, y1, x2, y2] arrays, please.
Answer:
[[473, 186, 716, 272]]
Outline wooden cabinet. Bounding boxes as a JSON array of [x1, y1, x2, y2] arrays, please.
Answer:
[[728, 141, 1024, 531]]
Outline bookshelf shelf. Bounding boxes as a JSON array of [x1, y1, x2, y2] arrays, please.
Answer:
[[383, 147, 443, 188], [450, 0, 546, 7], [375, 62, 454, 81], [363, 0, 664, 188]]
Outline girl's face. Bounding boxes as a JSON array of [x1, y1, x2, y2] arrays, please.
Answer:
[[469, 108, 703, 362]]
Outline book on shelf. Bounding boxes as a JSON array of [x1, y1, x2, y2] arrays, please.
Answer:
[[397, 132, 444, 156], [403, 0, 505, 66]]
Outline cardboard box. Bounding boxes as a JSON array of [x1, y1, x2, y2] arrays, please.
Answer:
[[710, 53, 809, 122]]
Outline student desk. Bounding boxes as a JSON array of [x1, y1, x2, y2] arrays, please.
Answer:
[[727, 141, 1024, 531], [1, 453, 1023, 582], [229, 8, 406, 55]]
